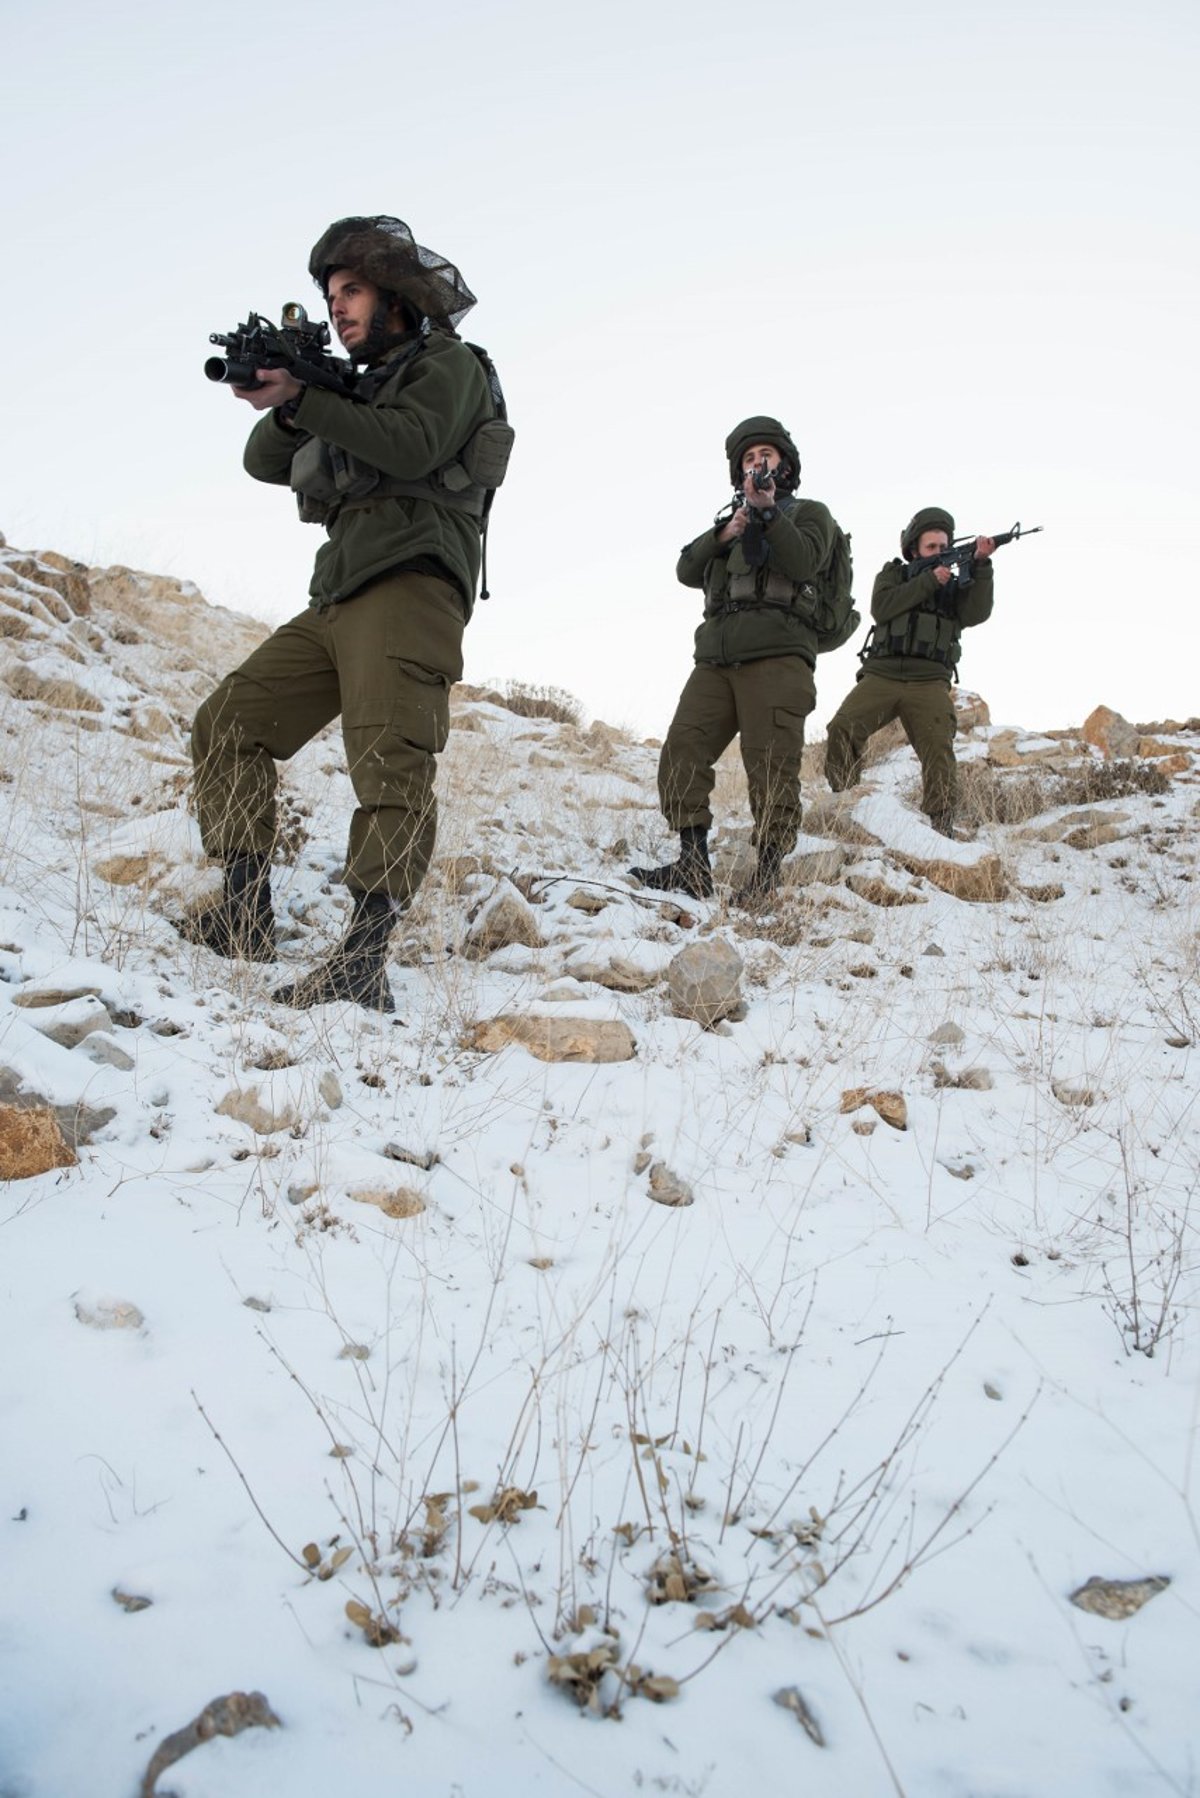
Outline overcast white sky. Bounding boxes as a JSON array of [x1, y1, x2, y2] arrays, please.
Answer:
[[3, 0, 1197, 736]]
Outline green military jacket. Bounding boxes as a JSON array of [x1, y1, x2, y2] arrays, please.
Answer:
[[243, 329, 493, 613], [677, 496, 839, 669], [864, 556, 994, 681]]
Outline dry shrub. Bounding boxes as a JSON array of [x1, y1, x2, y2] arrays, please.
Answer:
[[499, 681, 585, 727], [953, 764, 1061, 828], [1056, 759, 1170, 804]]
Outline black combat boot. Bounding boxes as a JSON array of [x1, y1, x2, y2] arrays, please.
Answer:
[[177, 851, 277, 961], [732, 841, 785, 908], [928, 811, 957, 839], [272, 891, 396, 1012], [629, 826, 715, 899]]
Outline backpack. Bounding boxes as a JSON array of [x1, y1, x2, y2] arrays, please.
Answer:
[[814, 520, 860, 654]]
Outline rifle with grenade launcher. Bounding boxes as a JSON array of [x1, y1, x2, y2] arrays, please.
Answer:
[[907, 521, 1043, 590], [204, 303, 353, 395]]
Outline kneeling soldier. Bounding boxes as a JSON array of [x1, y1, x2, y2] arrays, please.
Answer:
[[631, 416, 855, 904], [824, 506, 994, 835], [183, 215, 504, 1011]]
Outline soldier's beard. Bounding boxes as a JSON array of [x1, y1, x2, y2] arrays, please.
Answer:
[[349, 300, 418, 366]]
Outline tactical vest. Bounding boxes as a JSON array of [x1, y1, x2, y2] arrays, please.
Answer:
[[290, 335, 513, 530], [861, 592, 962, 672]]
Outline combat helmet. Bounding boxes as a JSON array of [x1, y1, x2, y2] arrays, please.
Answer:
[[901, 506, 955, 560], [725, 416, 801, 492], [308, 215, 477, 332]]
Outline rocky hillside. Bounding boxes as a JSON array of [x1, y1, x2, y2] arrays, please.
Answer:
[[1, 534, 1197, 1798]]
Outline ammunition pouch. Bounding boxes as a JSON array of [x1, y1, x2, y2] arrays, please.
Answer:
[[862, 599, 961, 671], [290, 418, 514, 528]]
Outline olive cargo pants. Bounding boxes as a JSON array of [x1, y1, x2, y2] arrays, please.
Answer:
[[825, 670, 957, 821], [657, 656, 816, 850], [191, 572, 464, 901]]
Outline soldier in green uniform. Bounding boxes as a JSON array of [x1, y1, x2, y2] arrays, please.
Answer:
[[824, 507, 994, 835], [631, 417, 856, 903], [182, 216, 503, 1012]]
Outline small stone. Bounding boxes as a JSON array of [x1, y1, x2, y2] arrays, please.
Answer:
[[922, 943, 945, 957], [647, 1162, 694, 1207], [317, 1072, 343, 1109], [243, 1296, 272, 1313], [930, 1022, 966, 1047], [1052, 1081, 1096, 1108], [112, 1587, 153, 1613], [287, 1182, 319, 1206], [1069, 1575, 1170, 1620], [383, 1142, 439, 1171], [74, 1294, 144, 1331], [81, 1032, 136, 1072], [983, 1382, 1002, 1400], [338, 1343, 371, 1360], [348, 1186, 427, 1219], [215, 1085, 300, 1135], [632, 1151, 652, 1175], [871, 1091, 907, 1131]]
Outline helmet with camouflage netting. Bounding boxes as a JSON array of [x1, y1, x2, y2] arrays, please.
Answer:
[[308, 216, 477, 332], [901, 506, 955, 559]]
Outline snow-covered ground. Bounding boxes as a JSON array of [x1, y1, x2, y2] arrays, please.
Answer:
[[1, 540, 1198, 1796]]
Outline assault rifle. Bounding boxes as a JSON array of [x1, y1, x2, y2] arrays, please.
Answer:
[[204, 303, 353, 394], [907, 521, 1043, 589]]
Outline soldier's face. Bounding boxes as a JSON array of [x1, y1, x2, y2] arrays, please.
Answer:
[[915, 529, 950, 557], [742, 444, 783, 476], [327, 269, 383, 351]]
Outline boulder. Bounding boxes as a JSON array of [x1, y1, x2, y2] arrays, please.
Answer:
[[1082, 705, 1140, 760]]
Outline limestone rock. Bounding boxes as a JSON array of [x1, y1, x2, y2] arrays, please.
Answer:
[[1052, 1080, 1096, 1107], [21, 994, 112, 1050], [841, 1088, 907, 1131], [1069, 1574, 1169, 1620], [466, 881, 545, 955], [787, 845, 850, 886], [82, 1033, 137, 1072], [897, 853, 1008, 903], [1063, 822, 1129, 850], [953, 690, 991, 732], [846, 872, 923, 908], [349, 1185, 426, 1219], [930, 1022, 966, 1046], [215, 1084, 300, 1134], [667, 938, 744, 1027], [800, 792, 883, 846], [3, 662, 104, 712], [74, 1293, 144, 1331], [1082, 705, 1140, 760], [466, 1015, 637, 1063], [10, 984, 103, 1009], [0, 1104, 77, 1178], [648, 1162, 694, 1207], [318, 1072, 343, 1110], [565, 888, 614, 914], [563, 946, 662, 993], [1030, 807, 1131, 844]]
